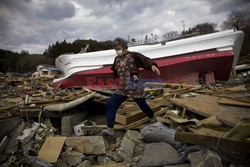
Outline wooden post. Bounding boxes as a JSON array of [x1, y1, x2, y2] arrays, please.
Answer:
[[175, 132, 250, 153]]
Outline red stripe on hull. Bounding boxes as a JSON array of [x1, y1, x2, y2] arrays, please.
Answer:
[[54, 50, 234, 88]]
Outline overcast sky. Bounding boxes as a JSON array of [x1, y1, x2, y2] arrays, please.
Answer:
[[0, 0, 249, 54]]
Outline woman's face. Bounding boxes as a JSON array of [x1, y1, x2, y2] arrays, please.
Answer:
[[115, 45, 124, 51], [115, 44, 126, 56]]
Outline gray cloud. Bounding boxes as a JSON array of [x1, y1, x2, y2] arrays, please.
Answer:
[[0, 0, 32, 16], [210, 0, 249, 14], [0, 16, 9, 34], [35, 1, 77, 20], [0, 0, 249, 54]]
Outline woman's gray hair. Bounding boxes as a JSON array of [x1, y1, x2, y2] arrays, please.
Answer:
[[113, 37, 128, 49]]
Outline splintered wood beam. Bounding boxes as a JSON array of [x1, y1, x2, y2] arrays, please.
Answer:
[[115, 105, 161, 125], [125, 107, 168, 130], [218, 98, 250, 107], [175, 132, 250, 153]]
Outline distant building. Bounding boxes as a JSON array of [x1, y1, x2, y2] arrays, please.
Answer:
[[233, 63, 250, 75], [6, 72, 22, 77], [0, 72, 5, 77], [32, 64, 60, 79]]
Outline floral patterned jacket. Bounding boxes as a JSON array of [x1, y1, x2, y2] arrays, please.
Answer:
[[111, 51, 158, 79]]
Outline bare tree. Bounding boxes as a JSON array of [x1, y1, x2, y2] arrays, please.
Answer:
[[131, 38, 136, 42], [162, 31, 180, 41], [181, 22, 216, 36], [222, 10, 250, 30], [194, 22, 217, 35]]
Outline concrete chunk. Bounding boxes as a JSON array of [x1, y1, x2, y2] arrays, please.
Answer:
[[164, 164, 191, 167], [68, 154, 85, 166], [115, 137, 135, 162], [61, 112, 87, 136], [188, 149, 222, 167], [65, 136, 106, 155], [124, 130, 142, 144], [92, 163, 128, 167], [97, 155, 113, 165], [76, 160, 91, 167], [138, 142, 179, 167]]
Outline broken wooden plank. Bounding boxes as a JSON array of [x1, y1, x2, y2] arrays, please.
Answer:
[[90, 88, 114, 96], [60, 92, 92, 102], [156, 116, 172, 124], [220, 85, 247, 92], [93, 95, 109, 104], [164, 86, 201, 97], [20, 108, 62, 118], [214, 93, 250, 103], [145, 82, 167, 88], [115, 97, 171, 125], [26, 98, 60, 105], [0, 104, 17, 111], [187, 127, 226, 138], [125, 117, 148, 130], [144, 88, 163, 92], [79, 124, 125, 130], [37, 136, 66, 163], [224, 120, 250, 140], [125, 107, 168, 130], [43, 93, 95, 112], [218, 98, 250, 107], [175, 132, 250, 153], [115, 102, 161, 125], [151, 96, 172, 107], [169, 95, 250, 127], [145, 82, 197, 89], [93, 99, 107, 104]]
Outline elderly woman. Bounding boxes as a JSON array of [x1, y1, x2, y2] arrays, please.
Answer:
[[102, 37, 161, 136]]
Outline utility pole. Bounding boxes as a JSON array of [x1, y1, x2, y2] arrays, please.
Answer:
[[180, 19, 185, 32], [141, 32, 143, 44]]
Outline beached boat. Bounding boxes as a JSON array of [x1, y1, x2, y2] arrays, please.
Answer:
[[53, 29, 244, 88]]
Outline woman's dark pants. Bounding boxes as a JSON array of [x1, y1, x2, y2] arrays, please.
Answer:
[[106, 93, 154, 128]]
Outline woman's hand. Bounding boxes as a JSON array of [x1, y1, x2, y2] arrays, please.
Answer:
[[133, 75, 139, 81], [152, 65, 160, 76]]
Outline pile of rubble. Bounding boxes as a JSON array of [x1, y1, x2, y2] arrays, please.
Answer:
[[0, 75, 250, 167]]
